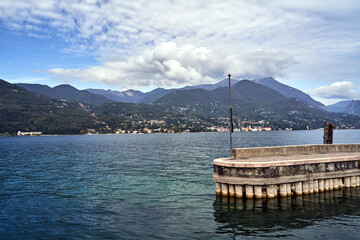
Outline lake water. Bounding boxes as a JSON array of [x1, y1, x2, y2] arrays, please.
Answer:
[[1, 130, 360, 239]]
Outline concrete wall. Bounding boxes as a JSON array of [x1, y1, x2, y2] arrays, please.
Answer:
[[233, 144, 360, 158], [215, 144, 360, 198]]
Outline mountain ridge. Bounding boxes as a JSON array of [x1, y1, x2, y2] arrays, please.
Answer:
[[17, 83, 114, 106], [2, 78, 360, 135], [328, 100, 360, 114], [155, 79, 326, 129], [1, 79, 98, 134], [252, 77, 327, 111]]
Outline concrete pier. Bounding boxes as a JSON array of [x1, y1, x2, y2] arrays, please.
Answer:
[[221, 183, 228, 196], [329, 179, 334, 190], [339, 178, 344, 188], [319, 179, 325, 192], [345, 177, 351, 188], [324, 179, 330, 191], [303, 181, 309, 194], [214, 144, 360, 199], [286, 183, 291, 196], [235, 185, 243, 198], [245, 185, 254, 198], [267, 185, 276, 198], [228, 184, 235, 197], [215, 182, 221, 195], [309, 181, 314, 194], [314, 180, 319, 193], [295, 182, 302, 195], [334, 178, 339, 190], [280, 184, 287, 197], [351, 176, 357, 187], [254, 186, 262, 199]]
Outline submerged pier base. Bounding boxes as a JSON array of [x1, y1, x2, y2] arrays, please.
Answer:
[[214, 144, 360, 199], [245, 185, 254, 198]]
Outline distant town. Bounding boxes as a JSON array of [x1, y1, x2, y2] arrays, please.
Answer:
[[2, 77, 360, 137], [15, 117, 336, 136]]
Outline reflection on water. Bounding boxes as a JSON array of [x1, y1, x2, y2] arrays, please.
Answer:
[[213, 188, 360, 239]]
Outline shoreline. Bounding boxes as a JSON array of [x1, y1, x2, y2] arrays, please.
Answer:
[[1, 128, 359, 138]]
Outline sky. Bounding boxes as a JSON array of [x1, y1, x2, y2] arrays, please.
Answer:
[[0, 0, 360, 105]]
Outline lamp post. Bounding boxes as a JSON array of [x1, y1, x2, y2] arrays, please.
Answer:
[[228, 74, 234, 157]]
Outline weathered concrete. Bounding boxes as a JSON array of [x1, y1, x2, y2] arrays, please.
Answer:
[[303, 181, 309, 194], [351, 176, 357, 187], [221, 183, 228, 196], [319, 179, 325, 192], [267, 185, 276, 198], [309, 181, 314, 194], [345, 177, 351, 188], [215, 182, 221, 195], [235, 185, 243, 198], [214, 144, 360, 199], [295, 182, 302, 195], [286, 183, 291, 196], [329, 179, 334, 190], [339, 178, 344, 188], [245, 185, 254, 198], [232, 144, 360, 158], [324, 179, 330, 191], [334, 178, 339, 190], [229, 184, 235, 197], [254, 186, 262, 199], [280, 184, 287, 197], [314, 180, 319, 193]]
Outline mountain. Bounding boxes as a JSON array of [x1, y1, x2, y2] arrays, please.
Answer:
[[252, 77, 327, 111], [72, 77, 326, 109], [139, 79, 240, 103], [3, 78, 360, 134], [86, 79, 241, 104], [85, 87, 171, 104], [328, 100, 360, 114], [344, 100, 360, 115], [17, 83, 114, 106], [138, 88, 171, 103], [155, 80, 331, 130], [86, 88, 145, 103], [181, 79, 240, 91], [157, 80, 306, 107], [1, 79, 98, 135], [327, 101, 352, 113]]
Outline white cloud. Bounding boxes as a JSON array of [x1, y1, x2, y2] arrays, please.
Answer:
[[1, 0, 360, 58], [309, 81, 359, 99], [48, 41, 296, 89], [1, 0, 360, 88]]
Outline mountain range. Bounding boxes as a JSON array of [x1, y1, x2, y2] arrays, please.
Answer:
[[2, 76, 360, 135], [86, 78, 240, 104], [154, 80, 332, 129], [252, 77, 327, 111], [1, 79, 98, 134], [17, 83, 114, 106], [15, 77, 360, 115], [85, 77, 329, 112], [327, 100, 360, 114]]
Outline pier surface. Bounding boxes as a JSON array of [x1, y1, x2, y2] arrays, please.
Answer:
[[214, 144, 360, 198]]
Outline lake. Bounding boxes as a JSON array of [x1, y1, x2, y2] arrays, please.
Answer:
[[1, 130, 360, 239]]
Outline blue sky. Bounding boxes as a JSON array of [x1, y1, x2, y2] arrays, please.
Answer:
[[1, 0, 360, 104]]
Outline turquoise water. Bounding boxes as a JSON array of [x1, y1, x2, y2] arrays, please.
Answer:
[[1, 130, 360, 239]]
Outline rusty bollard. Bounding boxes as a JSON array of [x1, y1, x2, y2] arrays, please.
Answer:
[[323, 121, 334, 144]]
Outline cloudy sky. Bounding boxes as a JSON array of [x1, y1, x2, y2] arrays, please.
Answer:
[[1, 0, 359, 104]]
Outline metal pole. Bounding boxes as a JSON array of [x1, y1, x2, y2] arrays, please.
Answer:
[[228, 74, 233, 157]]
